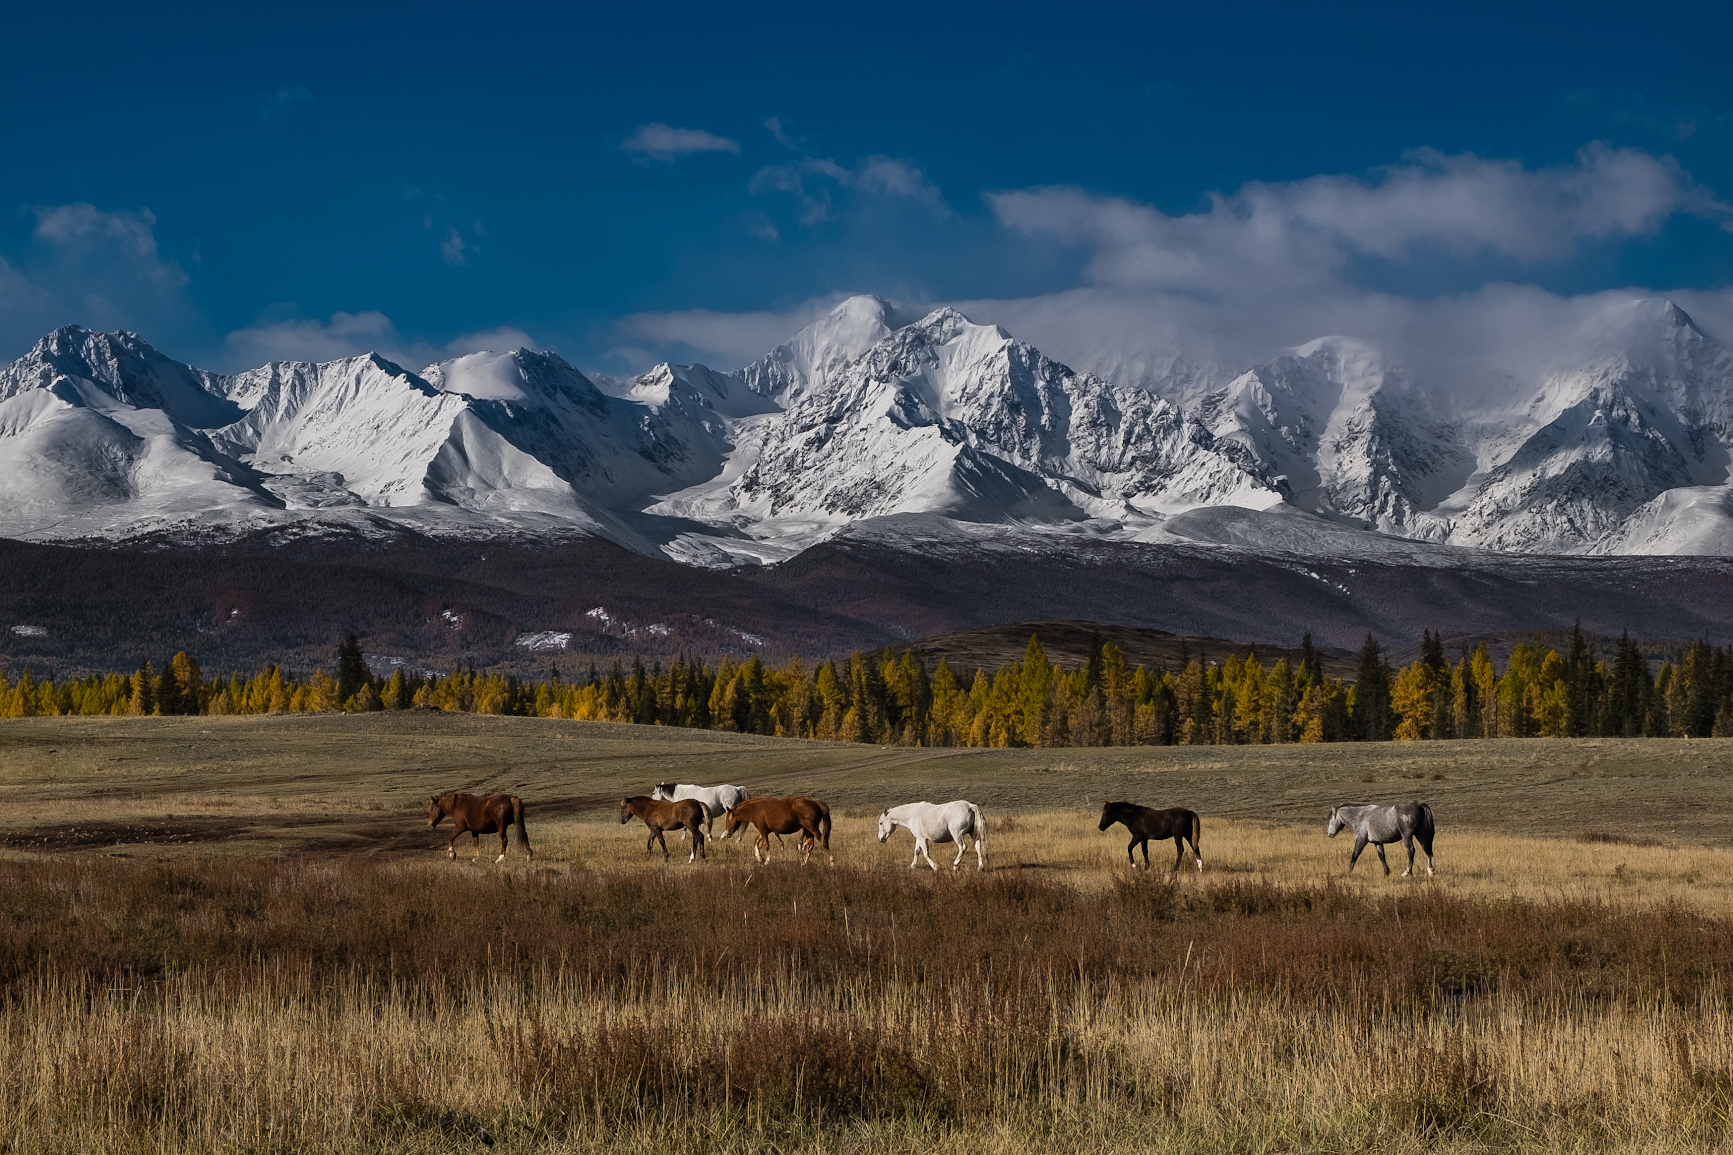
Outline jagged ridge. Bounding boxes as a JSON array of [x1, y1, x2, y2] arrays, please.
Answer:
[[1, 295, 1732, 560]]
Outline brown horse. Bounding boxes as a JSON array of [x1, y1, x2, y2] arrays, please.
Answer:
[[723, 796, 832, 865], [427, 793, 532, 863], [1098, 801, 1202, 871], [620, 796, 708, 863]]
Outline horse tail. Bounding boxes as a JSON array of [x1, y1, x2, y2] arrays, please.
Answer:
[[1417, 801, 1435, 842], [1191, 809, 1201, 849], [513, 796, 532, 858], [970, 802, 988, 848], [818, 802, 832, 851]]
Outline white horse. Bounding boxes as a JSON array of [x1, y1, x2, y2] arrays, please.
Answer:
[[876, 800, 988, 871], [651, 782, 751, 839], [1327, 800, 1436, 877]]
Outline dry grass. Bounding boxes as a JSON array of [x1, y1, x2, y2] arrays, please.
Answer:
[[525, 809, 1733, 917], [0, 848, 1728, 1152], [1, 715, 1733, 1151]]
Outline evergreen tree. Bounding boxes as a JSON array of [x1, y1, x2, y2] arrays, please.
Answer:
[[1561, 622, 1601, 737], [1605, 632, 1645, 737], [1298, 633, 1322, 686], [337, 635, 370, 706], [1350, 634, 1394, 741], [1421, 629, 1447, 675], [1084, 630, 1105, 690]]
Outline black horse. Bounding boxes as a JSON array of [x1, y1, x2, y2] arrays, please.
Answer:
[[1098, 801, 1203, 871]]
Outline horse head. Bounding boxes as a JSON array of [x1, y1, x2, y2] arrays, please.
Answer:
[[1097, 802, 1116, 832], [426, 797, 446, 827], [1325, 806, 1346, 838], [876, 810, 893, 843], [721, 805, 744, 841], [651, 783, 676, 802], [618, 799, 635, 825]]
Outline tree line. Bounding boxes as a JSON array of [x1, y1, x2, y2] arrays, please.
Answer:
[[3, 627, 1731, 744]]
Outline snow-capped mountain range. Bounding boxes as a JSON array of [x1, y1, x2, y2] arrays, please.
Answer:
[[4, 294, 1733, 564]]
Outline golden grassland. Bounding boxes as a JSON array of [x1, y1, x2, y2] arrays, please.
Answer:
[[0, 714, 1732, 1152]]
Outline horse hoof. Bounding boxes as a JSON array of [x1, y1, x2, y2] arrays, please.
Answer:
[[495, 855, 506, 864]]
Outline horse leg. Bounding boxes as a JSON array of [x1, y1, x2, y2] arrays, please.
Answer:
[[1401, 833, 1416, 878], [447, 828, 459, 860], [1126, 838, 1138, 868], [1172, 836, 1186, 873], [952, 834, 966, 871], [1140, 839, 1151, 870], [907, 837, 921, 870], [496, 826, 509, 864], [472, 831, 483, 864], [1375, 842, 1390, 876], [1417, 829, 1436, 876], [1348, 835, 1368, 872]]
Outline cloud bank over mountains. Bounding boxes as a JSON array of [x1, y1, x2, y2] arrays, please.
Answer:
[[5, 142, 1733, 405], [619, 143, 1733, 414]]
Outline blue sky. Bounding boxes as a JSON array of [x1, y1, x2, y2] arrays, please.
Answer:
[[4, 0, 1733, 377]]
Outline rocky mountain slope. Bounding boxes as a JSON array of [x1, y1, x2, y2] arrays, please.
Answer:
[[2, 295, 1732, 561]]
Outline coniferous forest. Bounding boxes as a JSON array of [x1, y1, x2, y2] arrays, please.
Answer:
[[3, 627, 1732, 744]]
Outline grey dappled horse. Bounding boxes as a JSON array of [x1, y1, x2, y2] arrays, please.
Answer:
[[1326, 801, 1436, 877]]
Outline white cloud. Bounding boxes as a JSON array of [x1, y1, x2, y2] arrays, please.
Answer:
[[595, 145, 1733, 410], [621, 123, 741, 162], [0, 204, 201, 358], [989, 144, 1730, 298], [218, 312, 545, 373], [440, 225, 468, 266], [221, 310, 406, 369], [939, 144, 1733, 403], [31, 205, 188, 289], [609, 294, 854, 371], [445, 325, 537, 355], [750, 155, 947, 224], [764, 116, 800, 149]]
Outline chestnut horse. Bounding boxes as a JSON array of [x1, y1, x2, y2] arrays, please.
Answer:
[[723, 796, 833, 865], [620, 795, 708, 864], [1098, 801, 1202, 871], [427, 792, 532, 863]]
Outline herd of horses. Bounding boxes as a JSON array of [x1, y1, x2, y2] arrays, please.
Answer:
[[426, 787, 1438, 877]]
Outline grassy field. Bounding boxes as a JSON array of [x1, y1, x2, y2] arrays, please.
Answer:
[[2, 714, 1733, 1152]]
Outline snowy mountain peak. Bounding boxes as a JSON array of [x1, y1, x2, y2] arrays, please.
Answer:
[[3, 324, 241, 428], [5, 293, 1733, 560], [421, 348, 608, 412], [737, 294, 908, 405]]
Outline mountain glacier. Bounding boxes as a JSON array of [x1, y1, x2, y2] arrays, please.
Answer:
[[2, 294, 1732, 563]]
